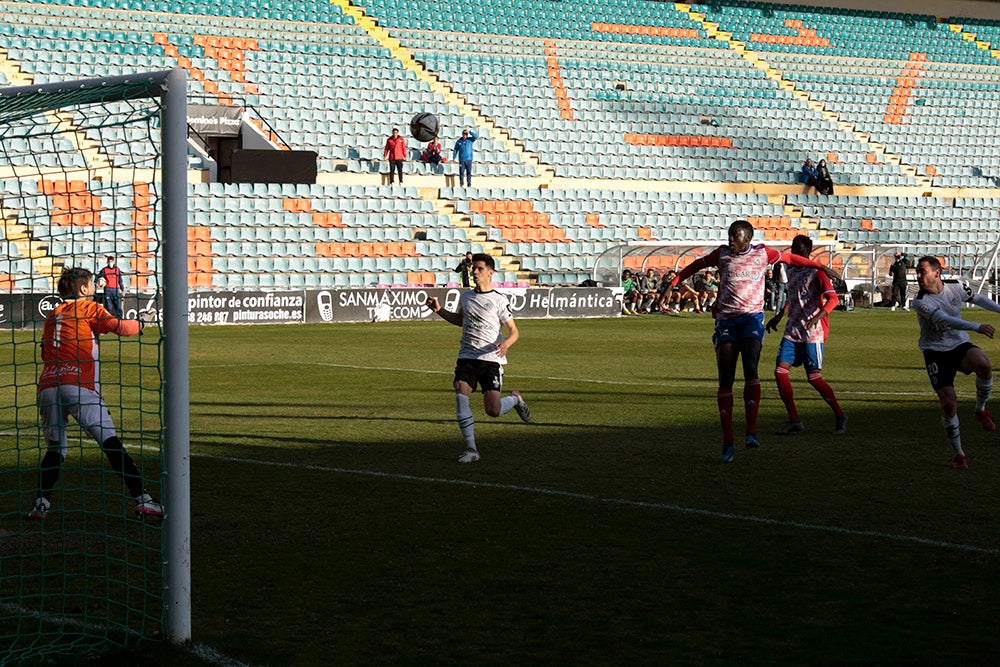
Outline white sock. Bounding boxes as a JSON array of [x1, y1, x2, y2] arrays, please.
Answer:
[[941, 414, 963, 456], [498, 394, 517, 416], [456, 394, 476, 450], [975, 375, 992, 412]]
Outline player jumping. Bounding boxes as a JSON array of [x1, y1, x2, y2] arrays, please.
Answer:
[[669, 220, 839, 463], [765, 235, 848, 436], [912, 256, 1000, 469], [425, 253, 530, 462]]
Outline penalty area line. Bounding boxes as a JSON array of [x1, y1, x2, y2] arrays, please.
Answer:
[[193, 451, 998, 556]]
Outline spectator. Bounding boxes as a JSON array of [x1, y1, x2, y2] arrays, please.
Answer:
[[96, 255, 125, 318], [889, 252, 910, 311], [772, 261, 788, 313], [694, 269, 719, 312], [621, 269, 640, 315], [420, 136, 444, 165], [764, 267, 776, 311], [639, 267, 659, 313], [383, 127, 407, 185], [453, 128, 479, 187], [815, 159, 835, 195], [664, 271, 701, 313], [454, 251, 474, 288], [800, 159, 820, 191]]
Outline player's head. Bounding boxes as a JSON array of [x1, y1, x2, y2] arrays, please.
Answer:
[[915, 256, 943, 291], [471, 253, 495, 288], [728, 220, 754, 254], [58, 267, 94, 299], [106, 254, 116, 266], [391, 127, 399, 136], [790, 234, 813, 258]]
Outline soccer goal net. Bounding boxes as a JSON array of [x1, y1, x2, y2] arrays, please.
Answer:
[[0, 70, 189, 662]]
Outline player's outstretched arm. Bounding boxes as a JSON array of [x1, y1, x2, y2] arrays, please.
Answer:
[[777, 250, 840, 282], [970, 293, 1000, 315], [425, 296, 463, 326]]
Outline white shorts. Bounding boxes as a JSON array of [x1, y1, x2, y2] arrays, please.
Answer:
[[38, 385, 117, 457]]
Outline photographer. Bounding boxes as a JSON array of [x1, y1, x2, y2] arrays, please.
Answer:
[[889, 251, 910, 311], [455, 251, 474, 288]]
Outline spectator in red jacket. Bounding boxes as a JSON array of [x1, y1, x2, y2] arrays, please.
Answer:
[[383, 128, 407, 184]]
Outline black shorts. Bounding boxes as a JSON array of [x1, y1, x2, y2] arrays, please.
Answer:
[[454, 358, 504, 393], [923, 342, 977, 391]]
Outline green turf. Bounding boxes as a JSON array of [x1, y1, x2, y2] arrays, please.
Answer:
[[10, 310, 1000, 664]]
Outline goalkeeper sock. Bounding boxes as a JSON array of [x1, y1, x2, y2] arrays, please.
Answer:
[[38, 448, 64, 501], [975, 375, 992, 412], [101, 436, 145, 498], [456, 394, 477, 451]]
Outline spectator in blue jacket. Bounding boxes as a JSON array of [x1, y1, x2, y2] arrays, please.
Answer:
[[453, 129, 479, 187], [800, 158, 820, 191]]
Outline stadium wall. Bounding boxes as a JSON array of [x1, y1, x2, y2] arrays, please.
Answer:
[[0, 287, 622, 328]]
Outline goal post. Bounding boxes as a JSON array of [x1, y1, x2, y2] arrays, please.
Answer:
[[0, 69, 189, 659]]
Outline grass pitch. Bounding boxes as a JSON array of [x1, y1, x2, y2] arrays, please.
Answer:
[[183, 310, 998, 665], [10, 310, 1000, 664]]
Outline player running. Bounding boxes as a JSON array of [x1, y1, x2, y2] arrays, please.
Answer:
[[425, 253, 530, 463], [765, 235, 848, 436], [668, 220, 839, 463], [912, 256, 1000, 469]]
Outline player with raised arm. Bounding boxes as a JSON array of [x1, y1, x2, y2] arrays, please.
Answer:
[[28, 267, 161, 520], [425, 253, 530, 463], [912, 256, 1000, 469], [668, 220, 839, 463], [765, 235, 848, 436]]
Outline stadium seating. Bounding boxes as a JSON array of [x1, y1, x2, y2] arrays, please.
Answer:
[[3, 0, 1000, 291]]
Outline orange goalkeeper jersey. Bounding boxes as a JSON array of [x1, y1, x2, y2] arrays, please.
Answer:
[[38, 299, 140, 392]]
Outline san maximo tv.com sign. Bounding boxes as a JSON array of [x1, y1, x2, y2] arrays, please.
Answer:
[[185, 287, 622, 325]]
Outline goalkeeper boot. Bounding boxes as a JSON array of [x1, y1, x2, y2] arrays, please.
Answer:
[[134, 493, 164, 518], [512, 391, 531, 423], [27, 497, 50, 520]]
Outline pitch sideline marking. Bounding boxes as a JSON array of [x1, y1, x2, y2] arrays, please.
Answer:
[[192, 361, 931, 397], [193, 451, 999, 556]]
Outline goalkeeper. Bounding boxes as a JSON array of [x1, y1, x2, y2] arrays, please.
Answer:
[[27, 267, 162, 520]]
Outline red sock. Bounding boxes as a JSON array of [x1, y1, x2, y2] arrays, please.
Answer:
[[717, 388, 734, 443], [808, 372, 844, 417], [744, 378, 761, 434], [775, 367, 799, 421]]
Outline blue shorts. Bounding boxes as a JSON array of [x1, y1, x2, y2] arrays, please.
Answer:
[[713, 312, 765, 348], [775, 337, 824, 372]]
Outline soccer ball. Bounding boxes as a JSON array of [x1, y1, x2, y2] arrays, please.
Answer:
[[409, 112, 439, 143]]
